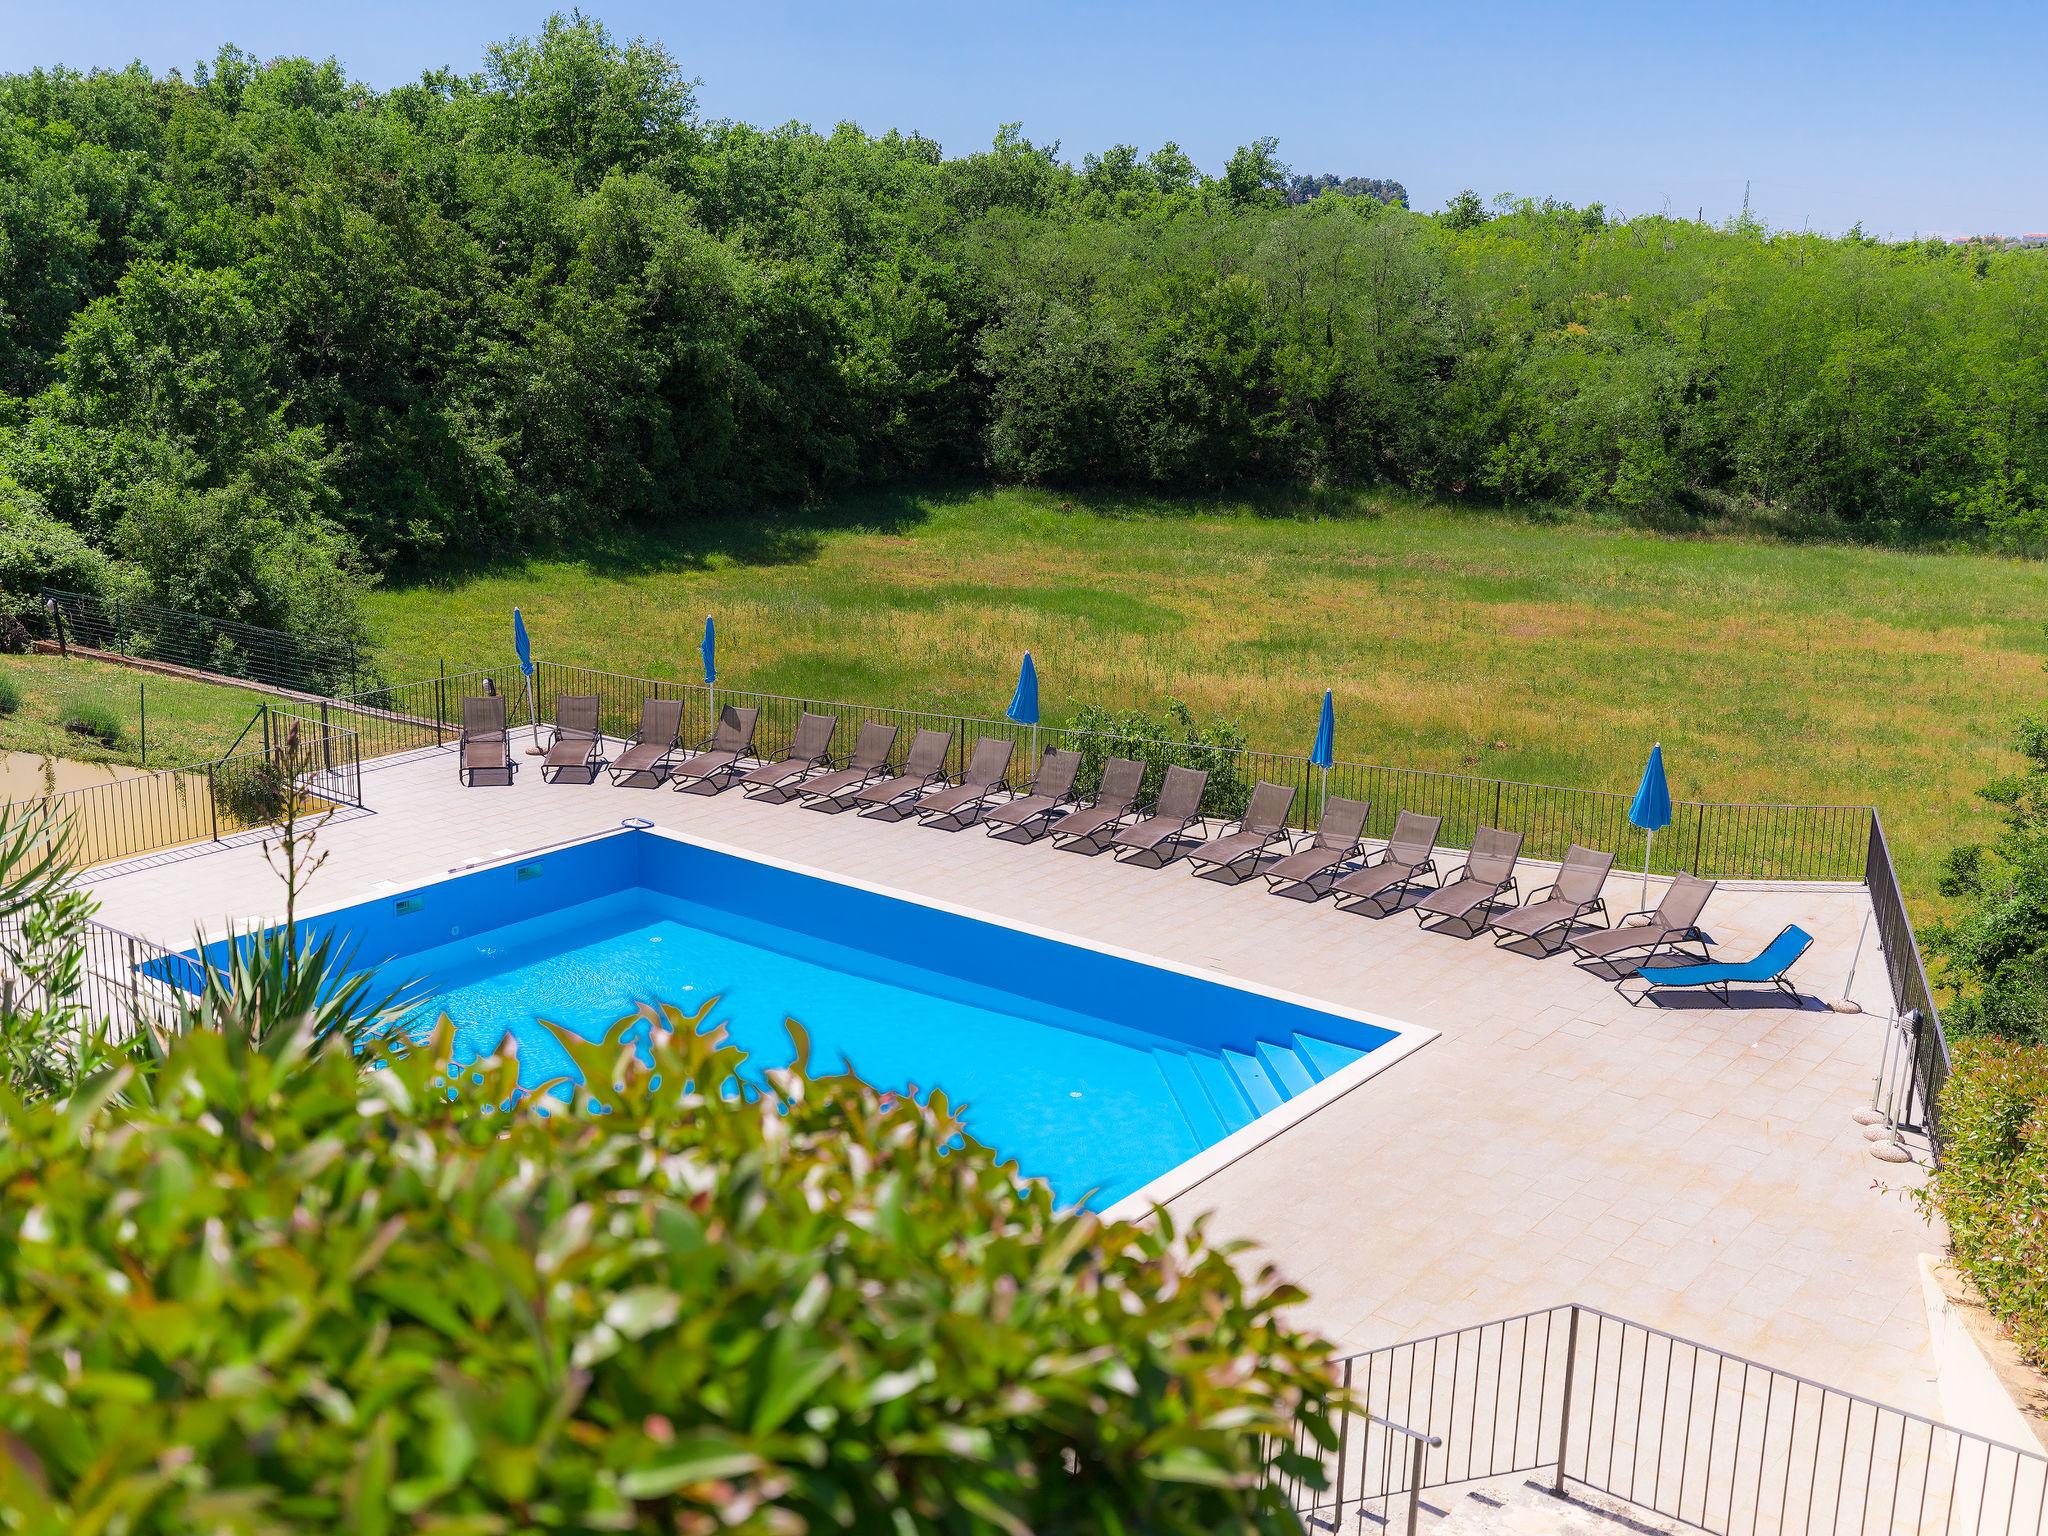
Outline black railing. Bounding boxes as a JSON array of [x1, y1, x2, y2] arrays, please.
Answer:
[[0, 915, 194, 1046], [1864, 810, 1952, 1155], [1287, 1303, 2048, 1535], [33, 710, 363, 868], [331, 666, 522, 763], [36, 587, 366, 695], [522, 661, 1874, 882]]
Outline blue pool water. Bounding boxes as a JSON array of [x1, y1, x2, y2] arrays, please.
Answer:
[[173, 830, 1398, 1207]]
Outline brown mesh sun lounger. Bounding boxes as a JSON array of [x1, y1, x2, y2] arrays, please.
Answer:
[[1047, 757, 1146, 854], [458, 694, 515, 786], [984, 749, 1083, 840], [1110, 766, 1210, 867], [607, 698, 686, 786], [1490, 842, 1616, 955], [738, 712, 838, 801], [1414, 826, 1524, 936], [853, 729, 954, 818], [1332, 811, 1443, 915], [1186, 780, 1297, 883], [1569, 873, 1718, 972], [670, 706, 760, 794], [915, 736, 1017, 831], [540, 694, 604, 782], [796, 722, 899, 811], [1263, 797, 1371, 897]]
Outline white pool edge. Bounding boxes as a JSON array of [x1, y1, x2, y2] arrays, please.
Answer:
[[205, 819, 1442, 1214]]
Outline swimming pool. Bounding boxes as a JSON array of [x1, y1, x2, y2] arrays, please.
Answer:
[[172, 828, 1425, 1210]]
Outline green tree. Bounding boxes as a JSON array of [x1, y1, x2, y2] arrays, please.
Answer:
[[1223, 136, 1289, 208]]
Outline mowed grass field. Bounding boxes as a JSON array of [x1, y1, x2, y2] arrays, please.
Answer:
[[365, 487, 2048, 902], [0, 653, 274, 768]]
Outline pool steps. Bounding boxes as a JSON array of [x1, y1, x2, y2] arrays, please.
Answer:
[[1151, 1032, 1366, 1151]]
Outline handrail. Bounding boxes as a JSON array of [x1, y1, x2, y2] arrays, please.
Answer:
[[1282, 1301, 2048, 1534], [1865, 808, 1951, 1155]]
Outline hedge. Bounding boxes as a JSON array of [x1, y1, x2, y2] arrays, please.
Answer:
[[0, 1008, 1339, 1531], [1924, 1035, 2048, 1365]]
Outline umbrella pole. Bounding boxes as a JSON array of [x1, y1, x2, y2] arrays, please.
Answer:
[[524, 672, 542, 754], [1320, 763, 1328, 823], [1642, 828, 1654, 906]]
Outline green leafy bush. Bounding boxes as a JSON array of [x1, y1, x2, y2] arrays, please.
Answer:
[[1931, 715, 2048, 1042], [0, 1011, 1339, 1530], [58, 699, 122, 748], [1922, 1035, 2048, 1364], [1067, 698, 1256, 819]]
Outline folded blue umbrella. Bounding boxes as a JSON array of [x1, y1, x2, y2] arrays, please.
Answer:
[[1629, 742, 1673, 902], [1007, 652, 1039, 726], [1630, 743, 1672, 833], [1310, 690, 1335, 769], [700, 615, 717, 687], [512, 607, 534, 678]]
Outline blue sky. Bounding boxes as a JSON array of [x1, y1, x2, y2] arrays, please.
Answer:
[[5, 1, 2042, 237]]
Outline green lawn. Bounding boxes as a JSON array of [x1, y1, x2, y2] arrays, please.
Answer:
[[0, 652, 275, 769], [364, 486, 2048, 902]]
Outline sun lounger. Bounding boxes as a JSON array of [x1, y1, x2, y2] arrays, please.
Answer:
[[1414, 826, 1524, 935], [795, 721, 899, 810], [1110, 766, 1209, 867], [1186, 780, 1297, 882], [607, 698, 686, 786], [1332, 812, 1443, 915], [1047, 757, 1146, 853], [539, 694, 604, 782], [1569, 873, 1718, 972], [1263, 796, 1371, 897], [915, 736, 1017, 830], [738, 712, 838, 801], [853, 729, 954, 817], [458, 694, 515, 786], [1489, 842, 1616, 954], [670, 706, 760, 793], [983, 749, 1083, 840], [1619, 924, 1813, 1007]]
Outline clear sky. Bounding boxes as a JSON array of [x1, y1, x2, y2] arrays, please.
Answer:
[[4, 0, 2042, 238]]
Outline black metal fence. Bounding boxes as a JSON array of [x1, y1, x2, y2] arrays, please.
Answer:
[[1864, 811, 1953, 1154], [0, 916, 194, 1046], [33, 709, 363, 868], [521, 661, 1874, 881], [329, 666, 522, 762], [34, 587, 366, 695], [1285, 1302, 2048, 1535]]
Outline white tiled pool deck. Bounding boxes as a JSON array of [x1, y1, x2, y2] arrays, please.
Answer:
[[79, 742, 1940, 1415]]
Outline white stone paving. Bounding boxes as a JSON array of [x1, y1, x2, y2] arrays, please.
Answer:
[[78, 739, 1939, 1415]]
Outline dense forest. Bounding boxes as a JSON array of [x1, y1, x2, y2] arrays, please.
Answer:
[[1, 14, 2044, 651]]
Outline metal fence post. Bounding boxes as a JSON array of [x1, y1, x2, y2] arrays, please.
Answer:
[[1333, 1359, 1352, 1514], [1552, 1305, 1581, 1494], [1406, 1435, 1428, 1536], [205, 763, 220, 842], [1692, 804, 1706, 873]]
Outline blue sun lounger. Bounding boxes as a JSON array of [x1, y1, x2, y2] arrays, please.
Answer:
[[1617, 924, 1813, 1007]]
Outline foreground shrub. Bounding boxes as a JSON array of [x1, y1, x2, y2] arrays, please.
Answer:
[[1922, 1035, 2048, 1364], [0, 1010, 1338, 1531]]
